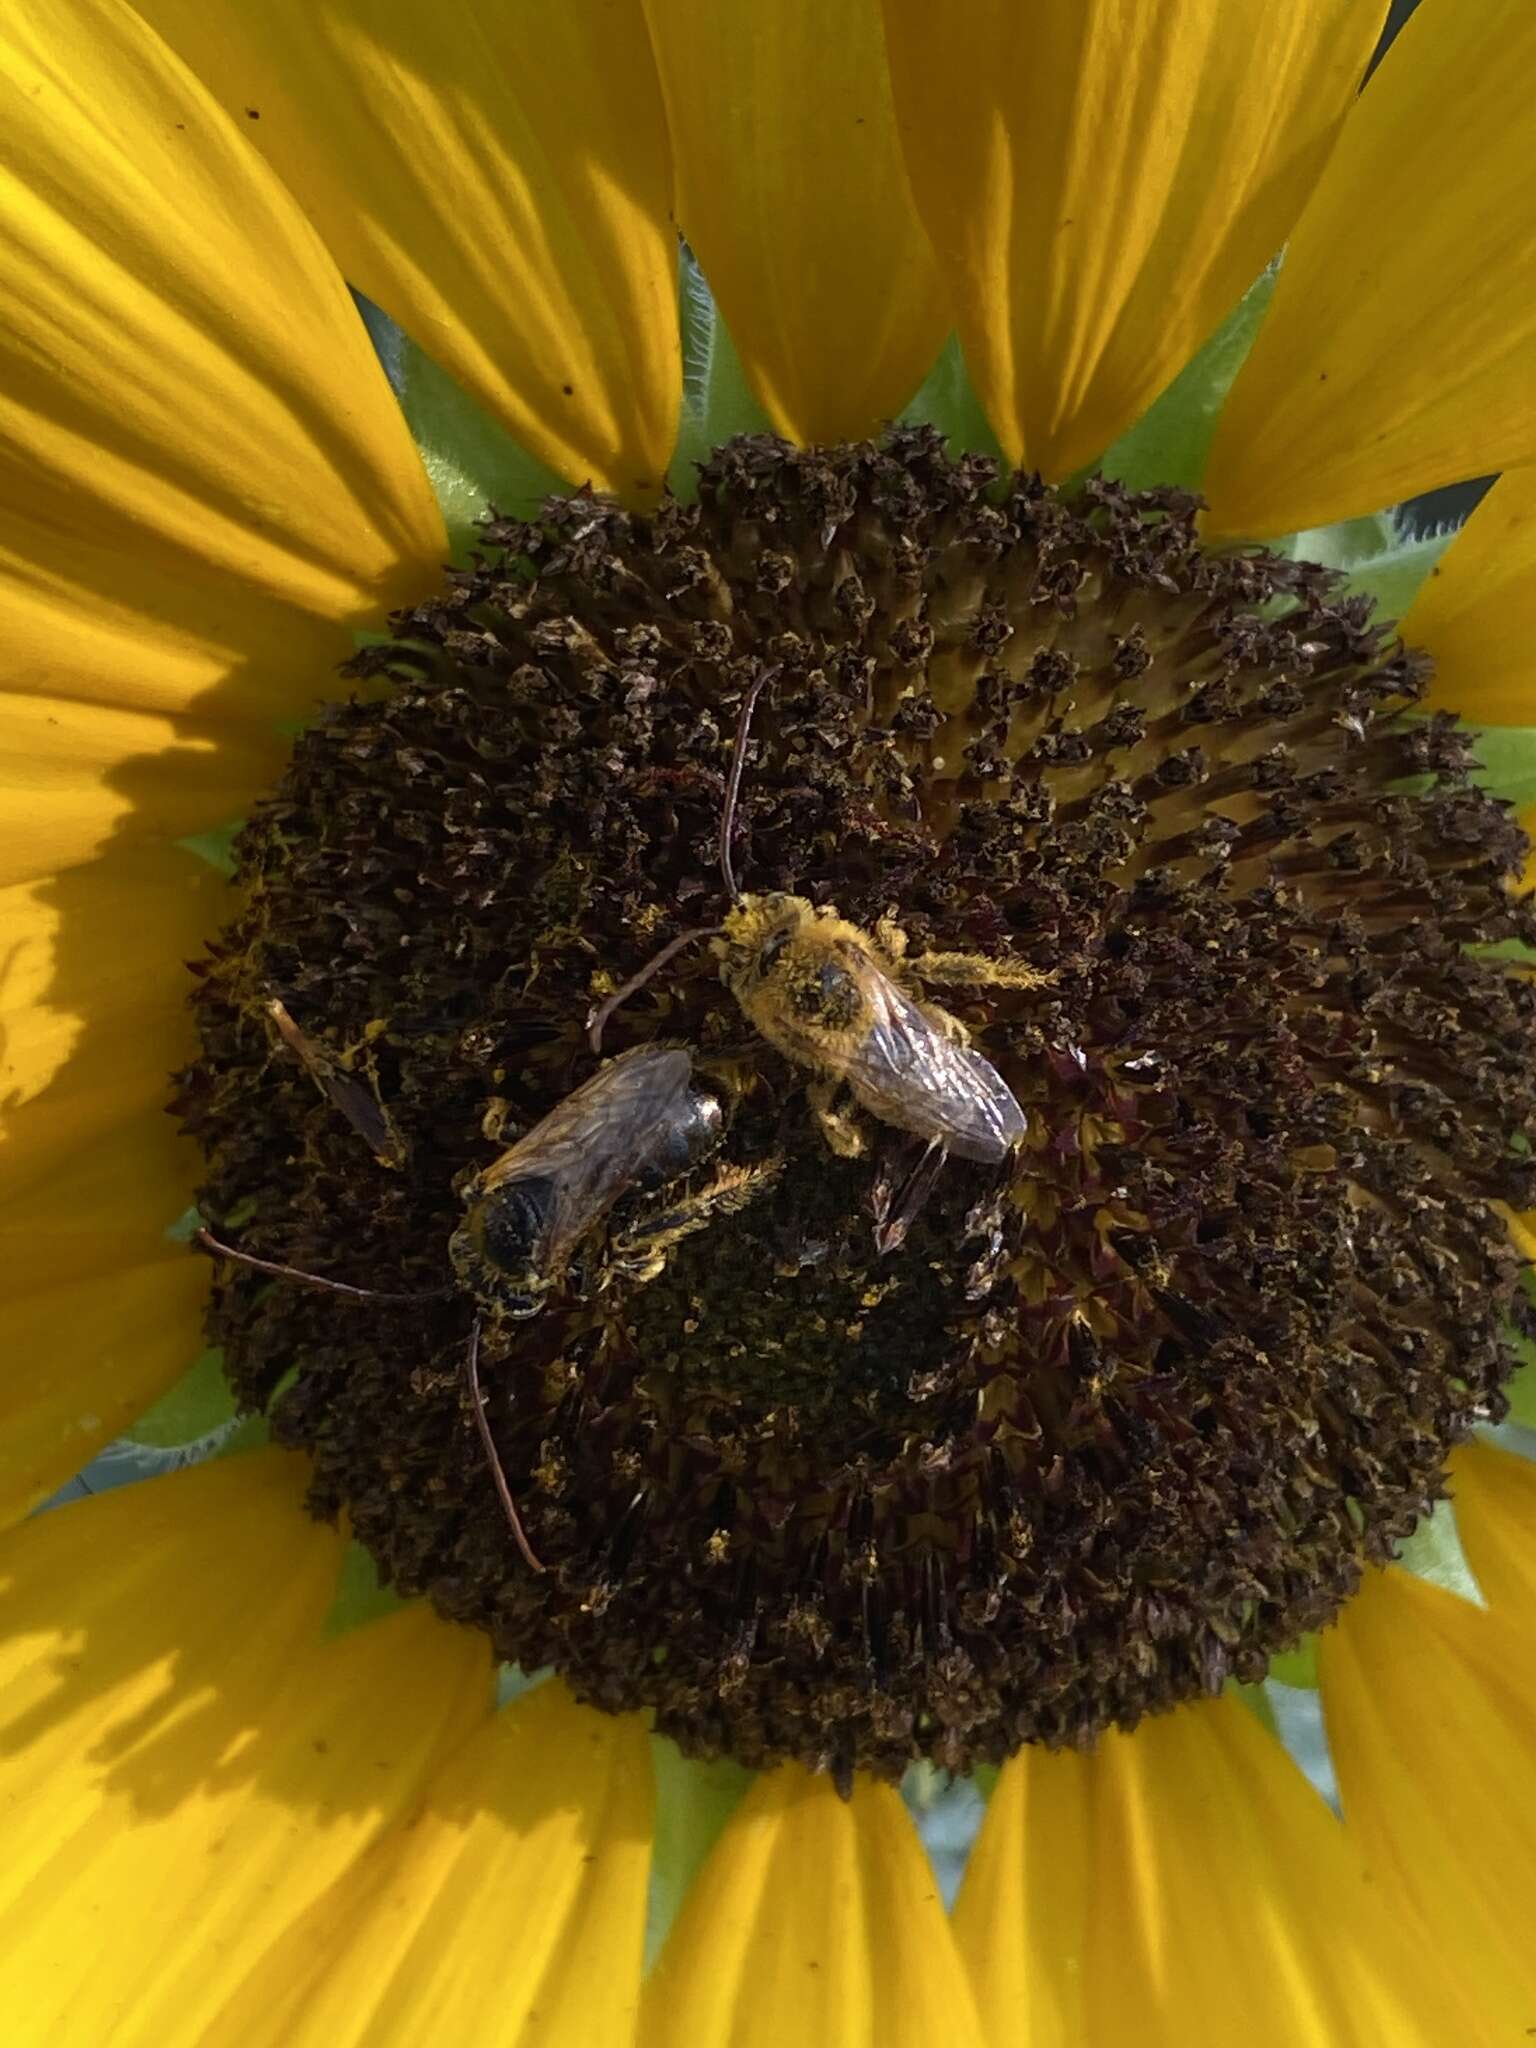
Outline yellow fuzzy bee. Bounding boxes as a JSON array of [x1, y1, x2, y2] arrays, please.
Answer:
[[588, 667, 1052, 1245]]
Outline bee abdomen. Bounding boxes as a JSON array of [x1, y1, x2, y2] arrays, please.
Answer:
[[635, 1089, 723, 1187], [476, 1178, 555, 1270]]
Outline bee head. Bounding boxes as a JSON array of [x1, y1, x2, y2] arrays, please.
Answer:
[[714, 892, 813, 1001], [449, 1178, 555, 1319], [716, 893, 872, 1040]]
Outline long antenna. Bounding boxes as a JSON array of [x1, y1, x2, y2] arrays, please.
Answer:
[[719, 664, 778, 902], [462, 1316, 546, 1573], [587, 661, 779, 1053], [585, 924, 717, 1053], [195, 1226, 448, 1303]]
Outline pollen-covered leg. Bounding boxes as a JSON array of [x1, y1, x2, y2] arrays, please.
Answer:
[[912, 997, 973, 1049], [908, 950, 1057, 994], [807, 1076, 867, 1157], [872, 1138, 948, 1256], [478, 1096, 517, 1143], [872, 909, 911, 965], [608, 1156, 784, 1284]]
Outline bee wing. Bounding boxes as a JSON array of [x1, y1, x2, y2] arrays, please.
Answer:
[[478, 1046, 696, 1265], [842, 966, 1025, 1164]]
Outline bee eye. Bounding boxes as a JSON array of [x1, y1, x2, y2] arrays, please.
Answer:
[[758, 927, 792, 974]]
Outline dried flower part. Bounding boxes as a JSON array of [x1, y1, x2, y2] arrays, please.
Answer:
[[180, 430, 1536, 1781]]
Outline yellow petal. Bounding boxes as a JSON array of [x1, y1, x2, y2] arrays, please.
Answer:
[[0, 846, 223, 1524], [643, 0, 948, 446], [200, 1681, 651, 2048], [1497, 1203, 1536, 1263], [1, 0, 444, 876], [0, 690, 281, 890], [1403, 470, 1536, 724], [0, 1453, 490, 2048], [1, 531, 365, 727], [643, 1766, 982, 2048], [954, 1693, 1484, 2047], [138, 0, 679, 504], [1, 0, 441, 635], [1, 1261, 207, 1529], [1451, 1438, 1536, 1619], [1205, 0, 1536, 538], [1320, 1565, 1536, 2036], [1, 846, 211, 1198], [882, 0, 1384, 480]]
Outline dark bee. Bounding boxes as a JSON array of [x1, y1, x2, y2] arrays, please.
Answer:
[[450, 1044, 774, 1317], [199, 1037, 775, 1576]]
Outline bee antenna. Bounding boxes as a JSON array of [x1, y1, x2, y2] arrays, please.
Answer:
[[463, 1315, 546, 1573], [195, 1226, 450, 1304], [586, 660, 778, 1054], [719, 662, 779, 904], [585, 923, 718, 1052]]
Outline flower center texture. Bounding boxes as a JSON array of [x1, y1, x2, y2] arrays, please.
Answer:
[[182, 429, 1536, 1780]]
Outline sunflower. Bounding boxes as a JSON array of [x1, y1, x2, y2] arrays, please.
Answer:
[[5, 0, 1536, 2042]]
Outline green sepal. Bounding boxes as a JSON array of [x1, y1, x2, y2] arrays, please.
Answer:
[[322, 1539, 407, 1639], [900, 334, 1006, 466], [1266, 1634, 1321, 1690], [495, 1662, 549, 1709], [357, 294, 569, 563], [1506, 1356, 1536, 1432], [1231, 1678, 1280, 1733], [164, 1203, 204, 1246], [666, 248, 773, 502], [1282, 512, 1398, 572], [1344, 528, 1457, 622], [212, 1413, 273, 1457], [1097, 268, 1277, 495], [967, 1760, 999, 1801], [1504, 1272, 1536, 1430], [122, 1348, 237, 1448], [1394, 1497, 1484, 1606], [644, 1737, 753, 1969], [1472, 724, 1536, 809], [177, 820, 242, 878]]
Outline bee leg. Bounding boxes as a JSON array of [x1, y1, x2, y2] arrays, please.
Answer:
[[866, 1144, 901, 1231], [807, 1076, 867, 1158], [872, 1139, 948, 1256], [915, 997, 973, 1049], [963, 1162, 1017, 1300], [478, 1096, 518, 1143], [608, 1157, 784, 1284], [906, 950, 1057, 994], [872, 909, 910, 966]]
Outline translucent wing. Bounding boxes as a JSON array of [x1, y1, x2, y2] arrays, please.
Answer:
[[841, 964, 1025, 1164], [478, 1046, 695, 1267]]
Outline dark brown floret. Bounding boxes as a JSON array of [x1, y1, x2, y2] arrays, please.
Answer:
[[179, 430, 1536, 1781]]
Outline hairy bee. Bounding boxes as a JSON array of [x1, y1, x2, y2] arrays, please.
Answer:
[[714, 892, 1030, 1167], [449, 1043, 772, 1317], [584, 670, 1048, 1250]]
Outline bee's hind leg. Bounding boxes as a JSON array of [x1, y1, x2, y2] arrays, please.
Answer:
[[807, 1076, 867, 1158], [607, 1157, 784, 1286], [872, 1138, 948, 1256], [906, 951, 1056, 995]]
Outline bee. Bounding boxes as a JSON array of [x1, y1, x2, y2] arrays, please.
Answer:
[[199, 1039, 776, 1576], [450, 1043, 775, 1316], [588, 667, 1050, 1244], [712, 892, 1029, 1168]]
